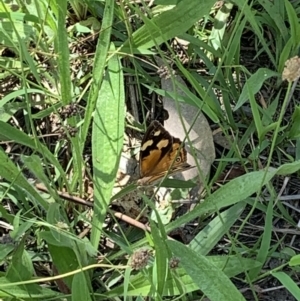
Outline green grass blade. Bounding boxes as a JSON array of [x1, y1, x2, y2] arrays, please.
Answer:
[[90, 45, 125, 247], [147, 201, 171, 297], [289, 106, 300, 138], [248, 197, 273, 280], [143, 83, 219, 122], [188, 202, 246, 256], [22, 154, 59, 198], [258, 0, 288, 42], [278, 37, 294, 74], [284, 0, 300, 46], [234, 68, 279, 110], [0, 121, 69, 189], [150, 219, 168, 297], [233, 0, 276, 67], [272, 272, 300, 301], [0, 148, 49, 209], [248, 83, 263, 141], [0, 20, 34, 51]]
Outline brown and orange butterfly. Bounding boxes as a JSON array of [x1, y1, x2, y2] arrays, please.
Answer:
[[138, 120, 192, 185]]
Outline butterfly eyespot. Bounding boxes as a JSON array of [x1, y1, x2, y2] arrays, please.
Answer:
[[175, 157, 181, 163]]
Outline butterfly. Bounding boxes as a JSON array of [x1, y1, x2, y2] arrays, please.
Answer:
[[138, 120, 192, 185]]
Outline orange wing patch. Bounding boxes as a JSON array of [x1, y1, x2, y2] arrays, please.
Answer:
[[139, 120, 192, 185]]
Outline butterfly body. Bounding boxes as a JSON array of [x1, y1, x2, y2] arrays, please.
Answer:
[[139, 120, 191, 184]]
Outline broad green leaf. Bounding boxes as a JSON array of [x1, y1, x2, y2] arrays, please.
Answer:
[[0, 89, 56, 123], [2, 10, 41, 82], [105, 255, 259, 297], [72, 272, 92, 301], [81, 0, 114, 152], [289, 106, 300, 138], [46, 203, 74, 246], [209, 2, 234, 51], [23, 0, 57, 33], [117, 161, 300, 258], [0, 21, 34, 48], [0, 11, 39, 23], [0, 102, 27, 123], [46, 241, 78, 289], [166, 170, 274, 232], [167, 161, 300, 232], [289, 254, 300, 267], [0, 244, 15, 261], [10, 216, 36, 241], [276, 160, 300, 175], [0, 89, 31, 122], [6, 239, 33, 282], [168, 241, 245, 301]]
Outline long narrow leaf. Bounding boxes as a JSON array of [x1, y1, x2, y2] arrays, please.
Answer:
[[0, 148, 49, 209], [121, 0, 216, 51], [54, 0, 71, 105], [248, 197, 273, 279], [188, 202, 246, 256], [233, 0, 276, 67], [234, 68, 279, 110], [272, 272, 300, 301], [90, 45, 125, 247], [81, 0, 115, 153], [168, 240, 246, 301], [0, 121, 69, 189], [167, 161, 300, 232]]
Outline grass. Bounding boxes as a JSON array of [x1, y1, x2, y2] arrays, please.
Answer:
[[0, 0, 300, 300]]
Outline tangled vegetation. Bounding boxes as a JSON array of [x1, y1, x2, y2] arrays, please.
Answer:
[[0, 0, 300, 300]]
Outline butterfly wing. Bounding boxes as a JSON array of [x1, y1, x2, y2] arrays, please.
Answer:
[[139, 120, 173, 177], [139, 121, 192, 184], [149, 138, 191, 176]]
